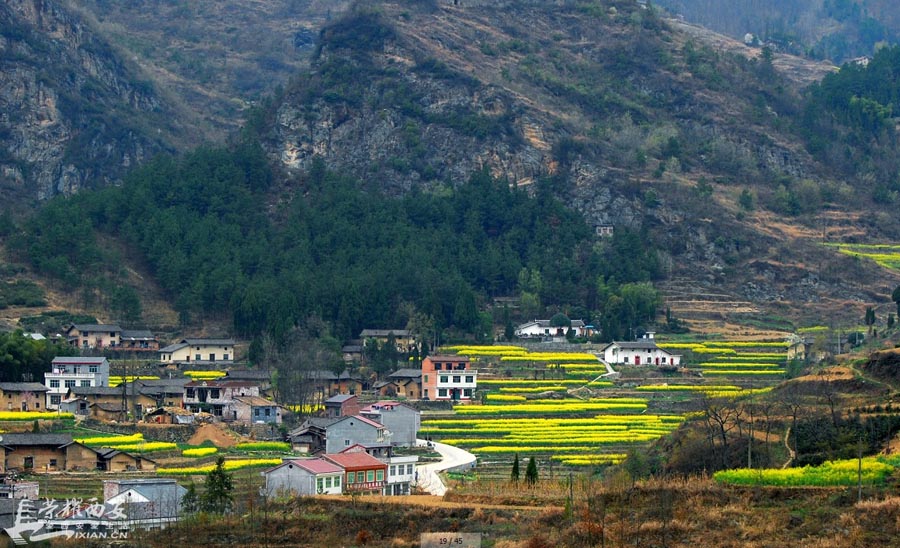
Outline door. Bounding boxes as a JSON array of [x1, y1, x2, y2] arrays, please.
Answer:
[[635, 355, 640, 365]]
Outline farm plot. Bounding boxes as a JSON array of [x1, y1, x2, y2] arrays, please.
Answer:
[[714, 456, 899, 487], [657, 341, 788, 379]]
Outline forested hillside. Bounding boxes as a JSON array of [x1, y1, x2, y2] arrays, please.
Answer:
[[655, 0, 900, 62], [5, 0, 900, 341]]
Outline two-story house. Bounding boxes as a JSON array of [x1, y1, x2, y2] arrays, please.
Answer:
[[340, 443, 417, 496], [386, 369, 423, 399], [0, 383, 48, 412], [44, 357, 110, 410], [182, 380, 262, 420], [324, 415, 391, 454], [360, 401, 420, 447], [322, 452, 387, 494], [65, 324, 122, 350], [159, 338, 235, 364], [421, 355, 476, 401]]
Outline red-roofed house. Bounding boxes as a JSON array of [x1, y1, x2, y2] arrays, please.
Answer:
[[323, 452, 387, 494], [261, 458, 344, 497]]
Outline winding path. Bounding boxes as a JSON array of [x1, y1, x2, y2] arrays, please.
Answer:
[[413, 439, 477, 496]]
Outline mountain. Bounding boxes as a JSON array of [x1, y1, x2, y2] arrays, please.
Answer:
[[252, 1, 900, 328], [0, 0, 350, 205], [5, 0, 900, 337]]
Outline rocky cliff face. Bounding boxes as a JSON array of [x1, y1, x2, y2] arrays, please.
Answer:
[[259, 1, 900, 324], [0, 1, 189, 201]]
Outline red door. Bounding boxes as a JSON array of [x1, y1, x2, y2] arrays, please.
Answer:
[[635, 355, 640, 365]]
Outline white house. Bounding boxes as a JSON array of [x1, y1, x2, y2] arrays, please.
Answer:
[[515, 319, 589, 339], [261, 458, 344, 497], [601, 332, 681, 367], [158, 338, 235, 364], [44, 357, 110, 410]]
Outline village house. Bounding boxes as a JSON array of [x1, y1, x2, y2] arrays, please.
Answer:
[[182, 380, 260, 418], [0, 383, 48, 412], [323, 452, 387, 494], [128, 378, 191, 409], [372, 379, 400, 398], [95, 448, 156, 472], [118, 329, 160, 353], [386, 369, 423, 399], [324, 394, 361, 418], [324, 415, 391, 454], [158, 338, 235, 364], [230, 395, 282, 424], [103, 479, 184, 528], [341, 344, 364, 364], [422, 355, 476, 401], [360, 401, 420, 447], [514, 319, 590, 339], [44, 357, 110, 410], [0, 434, 99, 473], [0, 479, 39, 500], [336, 370, 366, 395], [224, 369, 274, 397], [340, 443, 417, 496], [287, 417, 338, 454], [261, 457, 344, 498], [66, 386, 156, 419], [64, 324, 122, 350], [601, 332, 681, 367], [89, 402, 127, 422], [359, 329, 417, 354]]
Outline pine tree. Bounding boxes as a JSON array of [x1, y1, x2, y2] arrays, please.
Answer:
[[202, 457, 233, 514], [182, 482, 199, 515], [511, 453, 520, 484], [525, 456, 538, 486]]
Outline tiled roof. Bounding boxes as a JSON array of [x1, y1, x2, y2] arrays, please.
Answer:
[[51, 357, 108, 365], [181, 338, 235, 346], [388, 368, 422, 379], [287, 458, 343, 475], [359, 329, 411, 338], [323, 451, 387, 470], [325, 394, 357, 404], [0, 433, 74, 447], [71, 324, 122, 333], [0, 382, 49, 393]]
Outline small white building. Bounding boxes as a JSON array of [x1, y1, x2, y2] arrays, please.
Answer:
[[158, 338, 235, 364], [261, 458, 344, 498], [515, 319, 588, 339], [384, 454, 418, 496], [44, 357, 110, 410], [601, 333, 681, 367]]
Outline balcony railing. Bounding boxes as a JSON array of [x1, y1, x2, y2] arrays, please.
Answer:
[[345, 481, 386, 492]]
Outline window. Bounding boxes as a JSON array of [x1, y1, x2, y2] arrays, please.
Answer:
[[376, 469, 384, 481], [366, 470, 375, 482], [463, 389, 472, 397], [424, 375, 428, 383], [345, 439, 350, 446], [49, 380, 60, 388], [316, 478, 323, 492], [407, 464, 414, 475], [81, 380, 90, 387], [50, 395, 61, 405], [452, 376, 461, 383], [438, 389, 447, 398], [64, 380, 75, 388], [223, 354, 229, 361], [89, 366, 98, 373], [210, 389, 220, 399], [465, 376, 473, 383], [186, 388, 195, 398], [390, 465, 396, 476], [254, 408, 260, 417], [440, 376, 448, 383], [195, 354, 201, 361], [35, 402, 39, 408], [265, 408, 271, 416], [334, 476, 341, 488], [434, 363, 442, 370], [49, 459, 57, 467], [209, 354, 216, 361], [325, 477, 332, 488], [347, 472, 355, 483]]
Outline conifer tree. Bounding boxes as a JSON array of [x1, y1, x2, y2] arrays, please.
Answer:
[[511, 453, 520, 484], [202, 457, 233, 514], [525, 456, 538, 486]]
